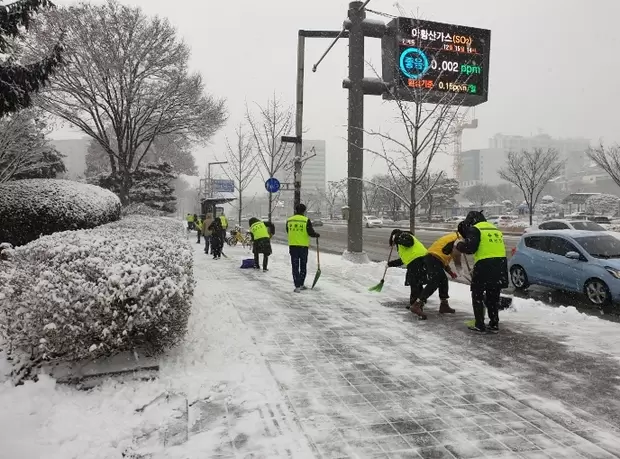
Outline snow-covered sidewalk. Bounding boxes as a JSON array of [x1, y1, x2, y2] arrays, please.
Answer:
[[2, 240, 620, 458]]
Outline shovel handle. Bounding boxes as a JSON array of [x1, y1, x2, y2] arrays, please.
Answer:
[[381, 245, 394, 280], [316, 238, 320, 266]]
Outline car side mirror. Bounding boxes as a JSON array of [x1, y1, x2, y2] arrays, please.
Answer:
[[565, 251, 581, 260]]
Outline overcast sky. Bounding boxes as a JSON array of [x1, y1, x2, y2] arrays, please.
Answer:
[[53, 0, 620, 190]]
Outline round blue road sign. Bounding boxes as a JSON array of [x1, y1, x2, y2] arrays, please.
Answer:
[[265, 177, 280, 193]]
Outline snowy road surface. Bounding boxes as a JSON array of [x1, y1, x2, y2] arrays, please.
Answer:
[[2, 241, 620, 458]]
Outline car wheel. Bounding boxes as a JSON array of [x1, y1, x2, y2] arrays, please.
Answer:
[[584, 279, 611, 307], [510, 265, 529, 290], [366, 223, 370, 228]]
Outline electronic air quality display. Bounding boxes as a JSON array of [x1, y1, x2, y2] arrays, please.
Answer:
[[383, 17, 491, 106]]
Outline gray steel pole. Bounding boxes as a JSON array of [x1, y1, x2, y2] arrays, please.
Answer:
[[207, 163, 212, 198], [294, 33, 305, 211], [347, 1, 365, 253]]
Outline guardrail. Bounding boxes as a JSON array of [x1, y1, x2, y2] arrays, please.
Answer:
[[318, 220, 525, 237]]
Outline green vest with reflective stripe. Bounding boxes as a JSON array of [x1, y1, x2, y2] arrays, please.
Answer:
[[250, 221, 269, 240], [473, 221, 506, 263], [287, 215, 310, 247], [219, 215, 228, 229], [397, 237, 427, 265]]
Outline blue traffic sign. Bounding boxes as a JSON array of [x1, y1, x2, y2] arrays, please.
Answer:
[[265, 177, 280, 193]]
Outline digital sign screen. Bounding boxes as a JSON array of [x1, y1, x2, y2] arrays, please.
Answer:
[[382, 18, 491, 106]]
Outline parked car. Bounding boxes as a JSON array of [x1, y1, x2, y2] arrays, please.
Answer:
[[363, 215, 383, 228], [446, 216, 466, 223], [430, 214, 443, 223], [525, 219, 606, 233], [311, 218, 323, 227], [509, 230, 620, 307]]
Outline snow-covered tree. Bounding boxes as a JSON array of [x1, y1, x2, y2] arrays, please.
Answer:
[[499, 148, 564, 225], [25, 0, 226, 204], [419, 174, 459, 221], [0, 109, 65, 182], [585, 193, 620, 216], [322, 180, 347, 219], [84, 133, 198, 178], [94, 163, 177, 214], [0, 0, 63, 118], [463, 184, 497, 207]]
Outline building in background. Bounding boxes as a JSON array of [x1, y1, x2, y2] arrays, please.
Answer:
[[460, 133, 590, 189], [51, 138, 90, 179]]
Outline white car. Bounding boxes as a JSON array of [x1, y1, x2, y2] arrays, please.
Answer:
[[524, 219, 606, 233], [363, 215, 383, 228]]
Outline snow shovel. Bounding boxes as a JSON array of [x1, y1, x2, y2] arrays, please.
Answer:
[[369, 245, 394, 292], [311, 239, 321, 289]]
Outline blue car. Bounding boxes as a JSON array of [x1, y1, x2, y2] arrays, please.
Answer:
[[509, 230, 620, 307]]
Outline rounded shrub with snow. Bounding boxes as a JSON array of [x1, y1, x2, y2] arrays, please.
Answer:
[[0, 216, 194, 364], [0, 179, 121, 246]]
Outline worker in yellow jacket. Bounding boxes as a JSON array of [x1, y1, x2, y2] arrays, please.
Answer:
[[411, 231, 463, 314], [195, 217, 204, 244]]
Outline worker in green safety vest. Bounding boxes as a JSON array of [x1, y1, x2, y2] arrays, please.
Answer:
[[186, 213, 194, 231], [456, 211, 508, 333], [249, 217, 273, 271], [286, 204, 320, 293], [387, 229, 429, 320], [195, 217, 204, 244]]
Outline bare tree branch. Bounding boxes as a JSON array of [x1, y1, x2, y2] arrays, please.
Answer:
[[245, 93, 294, 219], [217, 122, 259, 224]]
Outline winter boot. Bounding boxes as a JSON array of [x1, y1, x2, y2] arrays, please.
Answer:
[[409, 300, 427, 320], [439, 299, 455, 314], [294, 287, 301, 293]]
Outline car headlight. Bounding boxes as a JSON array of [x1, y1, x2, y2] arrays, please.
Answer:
[[605, 266, 620, 279]]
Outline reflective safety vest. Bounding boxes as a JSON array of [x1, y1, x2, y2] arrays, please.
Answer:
[[397, 236, 427, 265], [219, 215, 228, 229], [186, 214, 193, 222], [428, 232, 459, 267], [287, 215, 310, 247], [250, 220, 270, 240], [473, 221, 506, 263], [195, 220, 204, 230]]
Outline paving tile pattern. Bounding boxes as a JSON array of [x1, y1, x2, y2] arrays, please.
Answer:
[[235, 271, 620, 459]]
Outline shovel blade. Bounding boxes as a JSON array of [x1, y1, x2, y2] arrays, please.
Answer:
[[311, 268, 321, 289]]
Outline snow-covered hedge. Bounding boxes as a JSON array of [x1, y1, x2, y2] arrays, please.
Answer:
[[0, 179, 121, 247], [0, 216, 194, 366]]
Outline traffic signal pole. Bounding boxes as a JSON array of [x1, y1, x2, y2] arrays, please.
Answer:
[[284, 29, 349, 213], [346, 2, 365, 255]]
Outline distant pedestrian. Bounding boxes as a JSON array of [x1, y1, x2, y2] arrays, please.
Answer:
[[208, 216, 224, 260], [202, 213, 214, 255], [413, 231, 463, 314], [196, 217, 204, 244], [219, 212, 229, 242], [456, 211, 508, 333], [249, 217, 272, 271], [186, 213, 194, 231], [286, 204, 320, 292], [387, 229, 428, 319]]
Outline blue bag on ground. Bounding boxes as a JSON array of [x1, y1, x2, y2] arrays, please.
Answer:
[[240, 258, 256, 269]]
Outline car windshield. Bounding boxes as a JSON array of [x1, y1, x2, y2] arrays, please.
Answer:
[[367, 216, 378, 219], [574, 235, 620, 259], [570, 221, 605, 231]]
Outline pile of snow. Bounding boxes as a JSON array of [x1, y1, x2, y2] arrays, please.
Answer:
[[0, 179, 121, 246], [0, 216, 194, 368], [121, 202, 169, 217]]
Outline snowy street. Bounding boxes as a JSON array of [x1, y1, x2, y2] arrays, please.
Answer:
[[3, 240, 620, 458]]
